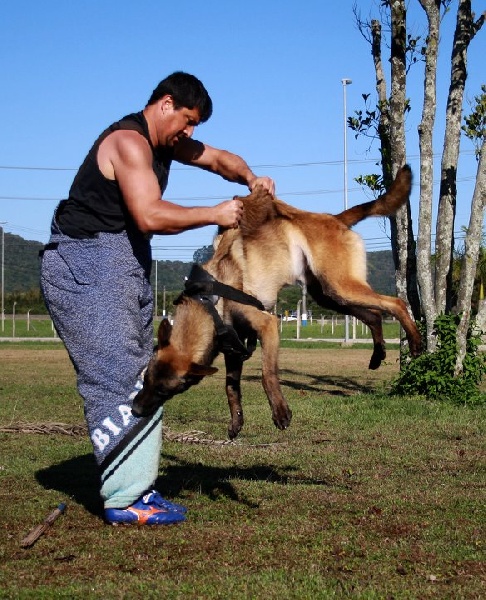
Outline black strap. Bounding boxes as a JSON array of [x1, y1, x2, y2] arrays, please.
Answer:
[[203, 300, 252, 359], [183, 279, 265, 310], [181, 264, 265, 310], [174, 264, 263, 360]]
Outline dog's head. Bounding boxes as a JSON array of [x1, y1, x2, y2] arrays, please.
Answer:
[[131, 319, 218, 417]]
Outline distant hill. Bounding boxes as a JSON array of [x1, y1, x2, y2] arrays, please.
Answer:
[[366, 249, 397, 296], [2, 233, 44, 293], [1, 233, 396, 297]]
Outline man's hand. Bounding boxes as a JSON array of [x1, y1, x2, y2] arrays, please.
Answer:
[[248, 176, 275, 195], [214, 198, 244, 229]]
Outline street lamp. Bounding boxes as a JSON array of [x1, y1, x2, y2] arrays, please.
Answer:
[[154, 259, 158, 318], [1, 221, 6, 333], [342, 78, 352, 344]]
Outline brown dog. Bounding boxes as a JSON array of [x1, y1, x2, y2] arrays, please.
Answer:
[[133, 165, 421, 439]]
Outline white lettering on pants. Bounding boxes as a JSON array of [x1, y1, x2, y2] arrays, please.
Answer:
[[91, 404, 134, 452], [118, 404, 132, 426], [102, 417, 121, 436], [91, 428, 110, 452]]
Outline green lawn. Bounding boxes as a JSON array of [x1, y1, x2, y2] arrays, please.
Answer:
[[0, 343, 484, 599]]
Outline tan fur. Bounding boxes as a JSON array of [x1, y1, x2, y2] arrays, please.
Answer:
[[133, 165, 421, 439]]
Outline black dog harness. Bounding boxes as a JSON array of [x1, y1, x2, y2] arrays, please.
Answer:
[[174, 264, 265, 360]]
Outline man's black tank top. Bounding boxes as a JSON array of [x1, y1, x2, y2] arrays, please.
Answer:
[[56, 112, 173, 238]]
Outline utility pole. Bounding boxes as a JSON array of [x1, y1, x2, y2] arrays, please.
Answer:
[[154, 259, 158, 318], [1, 222, 6, 333], [342, 78, 352, 345], [301, 282, 307, 326]]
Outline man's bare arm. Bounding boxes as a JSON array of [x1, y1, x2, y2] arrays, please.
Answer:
[[174, 138, 275, 194], [106, 130, 243, 234]]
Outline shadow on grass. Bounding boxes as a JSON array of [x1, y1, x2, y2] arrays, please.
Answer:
[[244, 368, 377, 395], [36, 453, 102, 517], [155, 458, 308, 508], [35, 454, 333, 516]]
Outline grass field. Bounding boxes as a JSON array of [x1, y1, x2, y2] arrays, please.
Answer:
[[0, 342, 484, 599], [0, 316, 402, 342]]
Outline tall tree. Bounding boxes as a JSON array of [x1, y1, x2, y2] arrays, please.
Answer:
[[455, 143, 485, 374], [353, 0, 485, 365], [416, 0, 441, 351], [462, 86, 486, 341], [355, 1, 422, 326], [434, 0, 484, 318], [389, 0, 422, 324]]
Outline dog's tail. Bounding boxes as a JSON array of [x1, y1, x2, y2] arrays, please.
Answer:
[[336, 164, 412, 228]]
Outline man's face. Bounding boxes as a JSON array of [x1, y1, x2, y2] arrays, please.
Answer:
[[159, 96, 200, 147]]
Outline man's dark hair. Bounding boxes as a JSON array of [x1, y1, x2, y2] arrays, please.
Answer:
[[147, 71, 213, 122]]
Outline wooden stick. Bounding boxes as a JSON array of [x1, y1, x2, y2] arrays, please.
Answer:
[[20, 502, 67, 548]]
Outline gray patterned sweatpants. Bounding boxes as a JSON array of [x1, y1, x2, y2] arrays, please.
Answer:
[[40, 221, 163, 509]]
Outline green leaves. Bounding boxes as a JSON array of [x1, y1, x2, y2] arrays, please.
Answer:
[[390, 313, 486, 405], [462, 84, 486, 159]]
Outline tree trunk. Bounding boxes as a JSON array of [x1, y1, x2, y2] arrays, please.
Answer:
[[389, 0, 421, 331], [475, 298, 486, 339], [455, 139, 486, 375], [416, 0, 441, 351], [435, 0, 477, 314], [370, 19, 392, 184]]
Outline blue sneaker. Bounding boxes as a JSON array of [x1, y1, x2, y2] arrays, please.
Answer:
[[105, 490, 187, 525], [144, 490, 188, 514]]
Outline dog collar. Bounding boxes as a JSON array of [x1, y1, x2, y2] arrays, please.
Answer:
[[174, 264, 263, 359]]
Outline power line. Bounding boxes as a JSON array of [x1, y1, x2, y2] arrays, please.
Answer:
[[0, 149, 477, 173], [0, 174, 478, 205], [0, 158, 377, 172], [0, 196, 61, 202]]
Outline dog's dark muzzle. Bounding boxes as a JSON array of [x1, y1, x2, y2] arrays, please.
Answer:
[[131, 387, 173, 417], [131, 375, 202, 418]]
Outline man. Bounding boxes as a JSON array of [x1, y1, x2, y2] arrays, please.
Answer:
[[40, 72, 275, 525]]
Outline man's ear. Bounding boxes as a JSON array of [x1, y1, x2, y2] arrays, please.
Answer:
[[161, 94, 174, 113]]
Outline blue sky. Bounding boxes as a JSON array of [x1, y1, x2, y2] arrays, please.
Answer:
[[1, 0, 484, 262]]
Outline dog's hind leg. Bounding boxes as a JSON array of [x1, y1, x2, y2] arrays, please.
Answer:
[[346, 306, 386, 370], [224, 353, 245, 440], [306, 274, 386, 369], [326, 280, 422, 357]]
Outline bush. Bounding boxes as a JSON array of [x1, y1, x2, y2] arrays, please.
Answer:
[[390, 313, 486, 405]]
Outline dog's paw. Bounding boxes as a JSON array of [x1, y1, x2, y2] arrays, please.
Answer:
[[228, 412, 244, 440], [409, 335, 423, 357], [272, 406, 292, 431], [368, 343, 386, 370]]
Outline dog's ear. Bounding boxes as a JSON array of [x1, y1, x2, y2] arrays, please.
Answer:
[[157, 319, 172, 348], [187, 363, 218, 377]]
